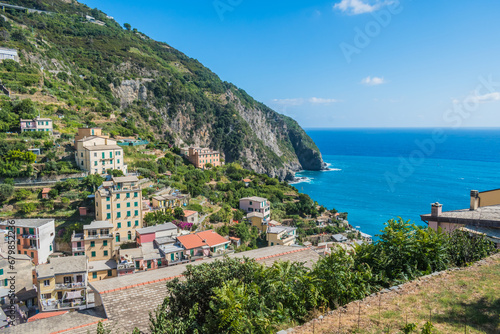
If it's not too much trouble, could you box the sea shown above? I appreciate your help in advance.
[293,128,500,238]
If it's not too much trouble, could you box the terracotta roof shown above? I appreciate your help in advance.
[229,237,240,241]
[176,233,207,250]
[197,230,229,247]
[242,179,252,183]
[28,311,68,322]
[183,209,197,217]
[41,188,50,194]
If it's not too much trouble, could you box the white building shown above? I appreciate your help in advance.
[0,47,18,62]
[239,197,270,219]
[75,136,127,175]
[0,219,55,265]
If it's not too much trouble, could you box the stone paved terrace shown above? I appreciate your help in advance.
[2,246,319,334]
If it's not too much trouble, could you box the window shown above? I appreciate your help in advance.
[127,211,131,217]
[106,213,111,219]
[116,194,120,199]
[107,270,112,277]
[104,250,108,256]
[109,152,113,158]
[249,201,253,205]
[134,192,138,197]
[91,251,96,257]
[90,241,95,247]
[94,152,97,157]
[135,220,139,226]
[16,228,19,234]
[31,252,34,258]
[103,240,107,246]
[116,233,120,242]
[102,152,105,159]
[92,272,97,279]
[126,192,130,198]
[134,202,138,207]
[106,204,110,210]
[117,159,120,164]
[134,210,138,216]
[117,212,121,218]
[0,269,3,275]
[117,222,121,228]
[44,280,50,286]
[127,202,130,208]
[106,197,110,202]
[49,245,52,251]
[128,231,132,240]
[127,221,131,227]
[80,152,83,158]
[94,161,97,166]
[117,203,121,209]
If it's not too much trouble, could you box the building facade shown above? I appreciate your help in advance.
[185,147,221,169]
[239,197,270,219]
[0,219,55,265]
[95,176,143,248]
[0,47,19,62]
[75,135,126,175]
[74,128,107,148]
[20,116,53,135]
[36,256,90,312]
[266,226,297,247]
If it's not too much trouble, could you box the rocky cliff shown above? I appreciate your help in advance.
[2,0,324,179]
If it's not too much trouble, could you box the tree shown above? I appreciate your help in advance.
[19,202,36,214]
[108,169,124,177]
[232,209,244,222]
[14,189,31,201]
[83,174,104,192]
[0,184,14,201]
[124,23,131,31]
[174,207,184,220]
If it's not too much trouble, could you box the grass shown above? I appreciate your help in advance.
[291,253,500,334]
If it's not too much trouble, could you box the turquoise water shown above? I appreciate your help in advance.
[294,129,500,238]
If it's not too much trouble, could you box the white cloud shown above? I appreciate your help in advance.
[361,76,386,85]
[473,92,500,103]
[334,0,392,15]
[308,97,339,104]
[271,97,339,106]
[270,98,304,106]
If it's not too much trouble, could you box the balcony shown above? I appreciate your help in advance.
[41,300,87,311]
[72,247,85,252]
[54,282,86,289]
[21,234,37,239]
[86,234,112,239]
[117,262,136,270]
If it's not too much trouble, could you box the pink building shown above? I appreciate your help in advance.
[135,222,178,246]
[239,196,270,219]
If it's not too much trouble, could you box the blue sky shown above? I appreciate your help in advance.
[81,0,500,128]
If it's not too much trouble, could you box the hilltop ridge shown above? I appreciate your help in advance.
[0,0,324,180]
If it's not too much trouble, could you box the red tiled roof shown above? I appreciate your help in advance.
[229,237,240,241]
[183,210,197,217]
[242,179,252,182]
[176,234,206,250]
[197,230,229,247]
[28,310,68,322]
[42,188,51,194]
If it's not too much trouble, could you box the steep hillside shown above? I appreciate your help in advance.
[0,0,324,180]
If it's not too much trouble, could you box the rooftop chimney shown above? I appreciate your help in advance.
[470,190,479,211]
[431,202,442,217]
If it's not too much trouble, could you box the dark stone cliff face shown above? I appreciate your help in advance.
[288,130,324,171]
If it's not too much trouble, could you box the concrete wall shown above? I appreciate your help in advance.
[38,221,55,264]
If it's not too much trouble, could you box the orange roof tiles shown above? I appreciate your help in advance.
[183,210,197,217]
[242,179,252,183]
[176,233,207,250]
[197,230,229,247]
[28,310,68,322]
[42,188,51,194]
[176,230,229,249]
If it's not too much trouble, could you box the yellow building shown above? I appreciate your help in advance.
[74,127,108,148]
[266,226,297,247]
[95,176,143,248]
[248,212,267,234]
[74,130,126,175]
[151,194,189,213]
[88,259,117,282]
[36,255,90,311]
[84,221,114,261]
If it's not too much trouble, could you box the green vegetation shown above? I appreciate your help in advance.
[0,1,323,175]
[149,218,497,334]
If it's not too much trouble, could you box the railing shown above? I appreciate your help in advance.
[117,262,136,270]
[86,234,112,239]
[54,282,86,289]
[41,300,87,311]
[72,247,85,252]
[21,234,37,239]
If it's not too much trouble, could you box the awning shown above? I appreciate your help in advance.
[66,291,83,299]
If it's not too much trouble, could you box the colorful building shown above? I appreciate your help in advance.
[266,225,297,247]
[20,116,53,135]
[75,135,126,175]
[0,219,55,265]
[95,176,143,248]
[185,147,221,169]
[36,256,90,312]
[135,223,178,245]
[239,197,270,219]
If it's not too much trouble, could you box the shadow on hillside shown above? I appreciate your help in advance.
[432,297,500,334]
